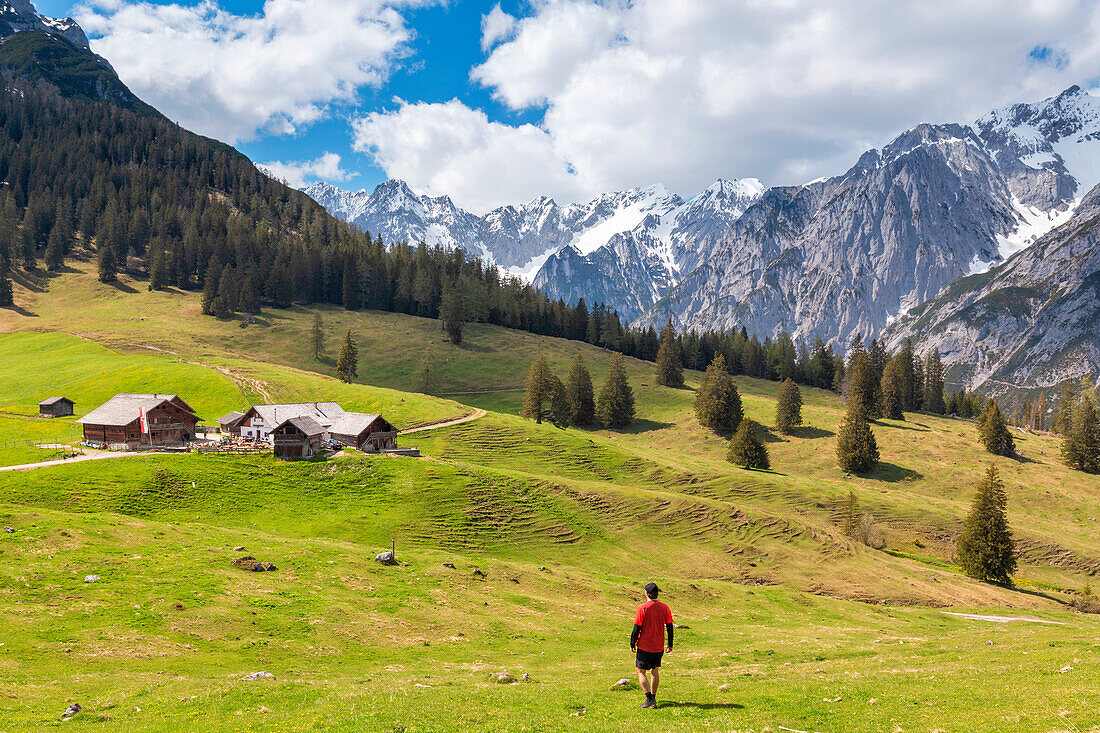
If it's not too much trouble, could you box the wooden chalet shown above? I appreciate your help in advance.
[328,413,398,452]
[229,402,399,453]
[271,416,324,459]
[216,411,245,434]
[77,394,199,449]
[38,396,74,418]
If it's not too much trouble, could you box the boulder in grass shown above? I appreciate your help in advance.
[374,551,397,566]
[84,575,100,583]
[609,678,638,691]
[492,672,516,684]
[61,702,82,718]
[243,671,275,681]
[232,556,277,572]
[3,527,13,533]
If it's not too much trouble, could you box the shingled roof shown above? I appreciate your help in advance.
[251,402,344,428]
[327,413,384,437]
[77,394,197,427]
[38,396,73,406]
[273,415,324,436]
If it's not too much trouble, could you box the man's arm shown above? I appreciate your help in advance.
[630,624,642,650]
[666,623,674,650]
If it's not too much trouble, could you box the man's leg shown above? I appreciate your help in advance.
[650,667,660,697]
[636,668,651,695]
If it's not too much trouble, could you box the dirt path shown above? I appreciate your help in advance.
[131,342,274,404]
[0,450,173,472]
[941,611,1066,625]
[400,408,487,435]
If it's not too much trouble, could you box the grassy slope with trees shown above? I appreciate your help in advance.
[0,266,1098,730]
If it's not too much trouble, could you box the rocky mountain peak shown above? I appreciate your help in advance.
[0,0,89,48]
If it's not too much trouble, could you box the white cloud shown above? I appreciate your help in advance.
[381,0,1100,206]
[258,152,350,188]
[75,0,434,143]
[480,4,517,52]
[351,99,588,213]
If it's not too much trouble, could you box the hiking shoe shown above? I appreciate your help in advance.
[641,696,656,709]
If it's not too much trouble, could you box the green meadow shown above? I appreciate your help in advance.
[0,265,1096,731]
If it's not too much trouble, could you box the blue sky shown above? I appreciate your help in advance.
[43,0,1100,213]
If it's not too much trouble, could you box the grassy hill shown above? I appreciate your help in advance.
[0,265,1098,731]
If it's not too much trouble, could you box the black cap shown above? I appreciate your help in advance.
[644,582,660,597]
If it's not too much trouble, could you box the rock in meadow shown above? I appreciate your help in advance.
[609,678,638,691]
[84,575,100,583]
[492,672,516,684]
[242,671,275,681]
[61,702,82,718]
[374,551,397,566]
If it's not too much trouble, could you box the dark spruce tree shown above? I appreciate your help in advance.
[521,354,557,424]
[956,464,1017,584]
[728,418,769,469]
[565,354,596,427]
[439,283,466,344]
[694,354,743,434]
[836,396,880,473]
[845,349,882,420]
[596,353,635,429]
[1062,396,1100,474]
[335,329,358,383]
[978,399,1015,457]
[922,351,947,414]
[95,242,117,283]
[655,319,684,387]
[880,359,905,421]
[775,378,803,435]
[548,375,572,428]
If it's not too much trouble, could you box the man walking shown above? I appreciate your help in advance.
[630,581,674,709]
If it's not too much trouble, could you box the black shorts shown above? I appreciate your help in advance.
[635,649,663,670]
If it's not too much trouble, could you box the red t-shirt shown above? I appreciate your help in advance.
[633,600,673,653]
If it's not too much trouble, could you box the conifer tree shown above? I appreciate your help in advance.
[728,418,770,469]
[846,351,882,420]
[596,353,635,429]
[96,242,117,283]
[978,399,1015,457]
[147,248,168,291]
[548,375,572,428]
[439,284,466,344]
[0,247,13,307]
[1053,382,1078,435]
[1061,396,1100,474]
[311,312,325,360]
[836,397,880,473]
[200,258,221,316]
[565,354,596,427]
[922,351,947,414]
[44,226,65,271]
[694,354,743,434]
[335,329,358,383]
[840,490,862,539]
[775,378,803,434]
[880,359,905,421]
[956,465,1017,584]
[521,354,557,424]
[655,319,684,387]
[239,276,260,314]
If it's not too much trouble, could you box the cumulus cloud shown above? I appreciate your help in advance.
[258,152,350,188]
[351,99,588,213]
[480,4,517,52]
[75,0,433,142]
[371,0,1100,207]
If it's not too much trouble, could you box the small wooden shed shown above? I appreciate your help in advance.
[38,397,74,418]
[271,416,324,459]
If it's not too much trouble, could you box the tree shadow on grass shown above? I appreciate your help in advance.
[791,425,835,439]
[2,303,36,317]
[874,420,931,432]
[106,279,138,294]
[869,461,922,483]
[658,701,745,710]
[618,418,674,435]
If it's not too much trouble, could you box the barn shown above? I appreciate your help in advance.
[328,413,398,452]
[216,411,244,435]
[236,403,344,442]
[38,397,74,418]
[271,416,324,459]
[77,394,200,449]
